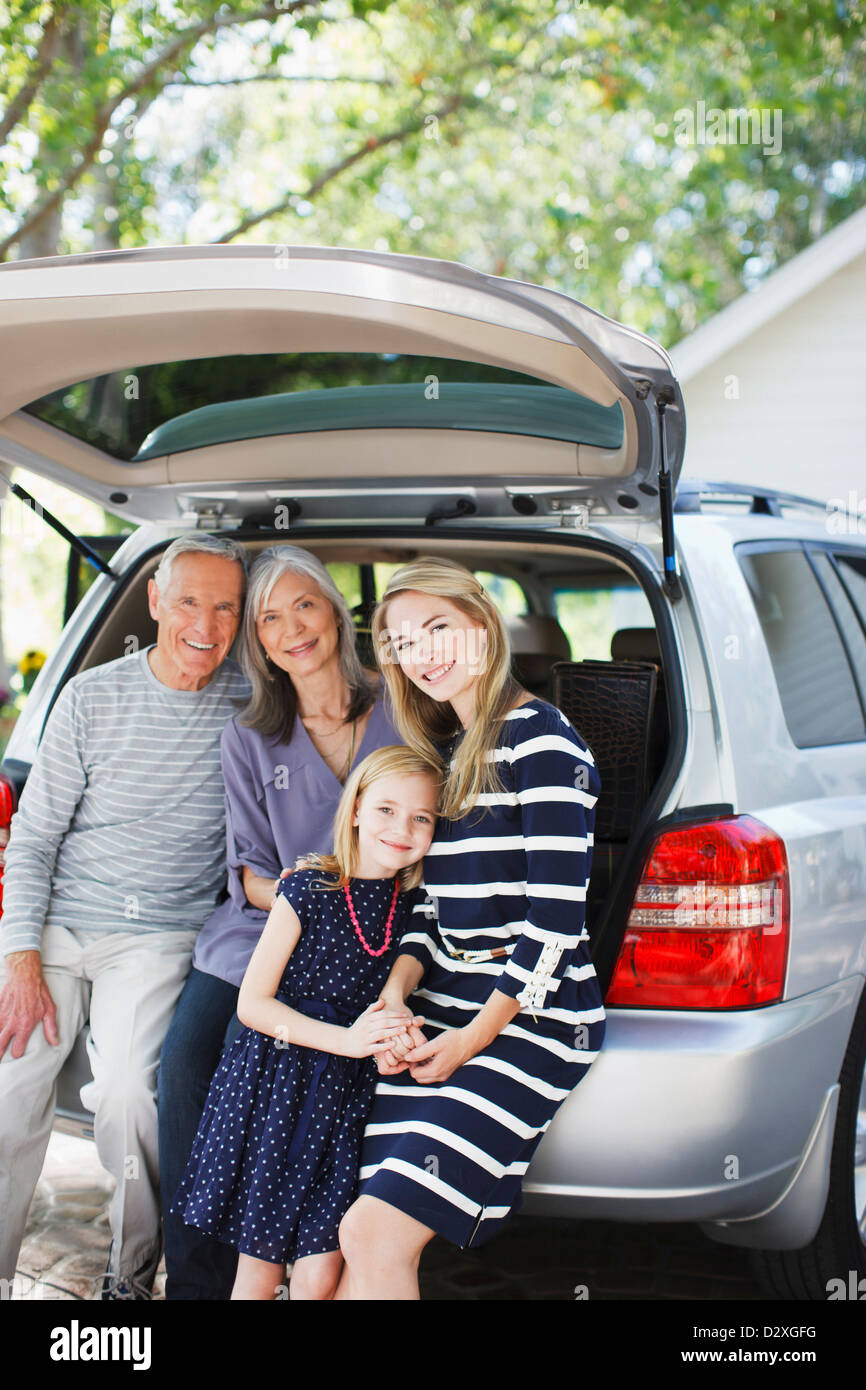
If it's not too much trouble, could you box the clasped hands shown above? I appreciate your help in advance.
[373,1000,474,1085]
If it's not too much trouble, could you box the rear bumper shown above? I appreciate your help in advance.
[523,975,862,1239]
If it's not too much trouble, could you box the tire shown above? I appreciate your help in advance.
[750,983,866,1300]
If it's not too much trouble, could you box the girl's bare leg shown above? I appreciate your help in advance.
[231,1252,287,1300]
[335,1194,435,1300]
[289,1249,343,1301]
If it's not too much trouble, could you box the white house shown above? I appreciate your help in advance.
[669,204,866,508]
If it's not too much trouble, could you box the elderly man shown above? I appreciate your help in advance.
[0,533,249,1300]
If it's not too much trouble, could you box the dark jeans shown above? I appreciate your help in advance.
[158,966,243,1300]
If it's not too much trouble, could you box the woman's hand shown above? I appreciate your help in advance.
[272,861,300,895]
[389,1024,427,1060]
[374,1022,427,1075]
[243,866,288,911]
[374,1052,409,1076]
[343,999,416,1059]
[405,1027,476,1084]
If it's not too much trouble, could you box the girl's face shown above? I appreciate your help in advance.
[352,771,438,878]
[256,570,341,680]
[381,589,488,727]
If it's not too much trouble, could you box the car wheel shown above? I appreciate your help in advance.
[750,985,866,1300]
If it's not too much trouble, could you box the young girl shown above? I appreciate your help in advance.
[171,744,440,1300]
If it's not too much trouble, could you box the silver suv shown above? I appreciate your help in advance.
[1,245,864,1301]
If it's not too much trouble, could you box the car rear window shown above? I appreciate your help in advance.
[738,546,866,747]
[22,353,624,462]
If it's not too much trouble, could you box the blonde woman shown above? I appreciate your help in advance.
[336,558,606,1300]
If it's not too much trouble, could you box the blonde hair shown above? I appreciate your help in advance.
[371,558,523,820]
[303,744,442,891]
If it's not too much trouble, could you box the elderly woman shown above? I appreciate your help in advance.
[158,545,399,1300]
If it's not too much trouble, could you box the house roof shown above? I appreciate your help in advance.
[670,203,866,382]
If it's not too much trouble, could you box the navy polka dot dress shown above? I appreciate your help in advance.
[172,869,421,1264]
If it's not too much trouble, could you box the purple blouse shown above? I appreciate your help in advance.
[191,686,401,987]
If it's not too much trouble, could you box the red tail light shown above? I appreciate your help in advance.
[606,814,789,1009]
[0,773,18,917]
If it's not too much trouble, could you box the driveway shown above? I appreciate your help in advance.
[13,1132,765,1300]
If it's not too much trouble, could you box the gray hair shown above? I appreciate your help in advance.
[153,534,249,594]
[239,544,373,742]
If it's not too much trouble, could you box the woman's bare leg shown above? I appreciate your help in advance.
[289,1250,343,1301]
[231,1252,286,1300]
[335,1194,435,1300]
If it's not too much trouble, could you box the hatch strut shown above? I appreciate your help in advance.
[6,478,117,580]
[655,388,681,601]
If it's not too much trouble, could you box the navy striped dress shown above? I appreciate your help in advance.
[357,697,605,1248]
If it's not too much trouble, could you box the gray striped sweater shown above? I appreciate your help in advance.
[1,647,250,956]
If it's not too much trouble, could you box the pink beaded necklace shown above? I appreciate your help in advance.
[343,877,400,957]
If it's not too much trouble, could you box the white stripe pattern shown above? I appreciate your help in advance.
[1,648,250,954]
[358,698,605,1250]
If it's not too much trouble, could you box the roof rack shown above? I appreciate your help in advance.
[674,479,830,516]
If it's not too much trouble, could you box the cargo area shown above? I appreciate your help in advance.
[9,525,682,1133]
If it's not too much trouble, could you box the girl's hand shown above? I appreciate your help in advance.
[344,999,416,1059]
[405,1027,476,1084]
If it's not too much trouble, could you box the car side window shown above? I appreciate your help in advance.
[808,550,866,703]
[832,551,866,632]
[737,546,866,747]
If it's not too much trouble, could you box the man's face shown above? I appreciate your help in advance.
[147,552,245,690]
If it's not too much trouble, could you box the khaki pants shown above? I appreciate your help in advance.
[0,923,197,1287]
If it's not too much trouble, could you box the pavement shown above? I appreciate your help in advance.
[11,1131,766,1301]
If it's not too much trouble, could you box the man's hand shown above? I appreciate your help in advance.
[0,951,58,1060]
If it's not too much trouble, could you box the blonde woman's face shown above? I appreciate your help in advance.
[256,570,340,679]
[352,771,439,877]
[381,589,488,717]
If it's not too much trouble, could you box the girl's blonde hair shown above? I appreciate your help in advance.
[371,557,523,820]
[303,744,443,891]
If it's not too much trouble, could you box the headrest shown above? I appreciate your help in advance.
[611,627,660,665]
[506,615,572,661]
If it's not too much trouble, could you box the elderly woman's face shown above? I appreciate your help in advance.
[256,570,341,679]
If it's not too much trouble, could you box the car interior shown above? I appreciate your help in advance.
[51,530,671,1135]
[68,532,670,931]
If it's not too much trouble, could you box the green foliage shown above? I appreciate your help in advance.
[0,0,863,351]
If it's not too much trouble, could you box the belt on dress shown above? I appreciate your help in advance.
[441,942,511,963]
[280,995,356,1166]
[435,940,540,1021]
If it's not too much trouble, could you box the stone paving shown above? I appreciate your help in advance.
[10,1131,766,1301]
